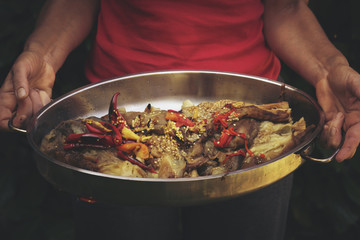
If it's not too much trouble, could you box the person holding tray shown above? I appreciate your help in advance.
[0,0,359,239]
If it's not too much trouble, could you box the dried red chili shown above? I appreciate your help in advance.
[213,104,237,130]
[165,110,195,127]
[213,127,246,148]
[223,150,246,164]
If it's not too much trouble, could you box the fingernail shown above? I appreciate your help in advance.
[17,88,26,98]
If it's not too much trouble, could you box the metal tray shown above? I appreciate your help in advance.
[21,70,324,206]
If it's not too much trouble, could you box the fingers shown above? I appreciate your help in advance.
[0,54,32,130]
[39,90,51,108]
[320,112,344,149]
[347,68,360,99]
[10,89,51,129]
[316,66,360,162]
[0,107,13,131]
[0,77,17,131]
[7,66,33,128]
[30,89,51,113]
[12,96,33,128]
[320,112,360,162]
[336,123,360,162]
[12,60,30,100]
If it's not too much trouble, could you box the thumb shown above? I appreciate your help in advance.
[320,112,344,149]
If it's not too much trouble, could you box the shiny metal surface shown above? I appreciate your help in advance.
[25,70,324,206]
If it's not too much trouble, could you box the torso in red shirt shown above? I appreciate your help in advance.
[85,0,280,82]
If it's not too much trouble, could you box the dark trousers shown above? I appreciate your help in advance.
[74,173,293,240]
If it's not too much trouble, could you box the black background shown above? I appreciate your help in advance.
[0,1,359,239]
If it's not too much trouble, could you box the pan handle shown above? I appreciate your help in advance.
[8,112,27,133]
[300,133,344,163]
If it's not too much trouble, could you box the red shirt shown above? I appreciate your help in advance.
[85,0,280,82]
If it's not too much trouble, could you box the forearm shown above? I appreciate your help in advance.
[25,0,99,72]
[263,0,348,86]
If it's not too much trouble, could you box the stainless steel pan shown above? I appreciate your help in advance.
[10,70,329,206]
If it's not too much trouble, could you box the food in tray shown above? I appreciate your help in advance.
[40,92,312,178]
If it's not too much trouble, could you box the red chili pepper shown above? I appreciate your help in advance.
[213,127,246,148]
[227,127,246,139]
[64,143,110,150]
[213,128,233,148]
[165,110,194,127]
[108,92,128,128]
[213,109,236,130]
[65,133,104,143]
[85,123,104,134]
[102,122,123,146]
[65,133,115,147]
[244,139,254,157]
[223,150,246,164]
[85,119,112,134]
[117,151,157,174]
[226,128,253,156]
[213,113,228,129]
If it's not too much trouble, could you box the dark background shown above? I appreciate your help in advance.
[1,1,360,239]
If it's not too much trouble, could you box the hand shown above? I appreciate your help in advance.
[316,64,360,162]
[0,51,55,131]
